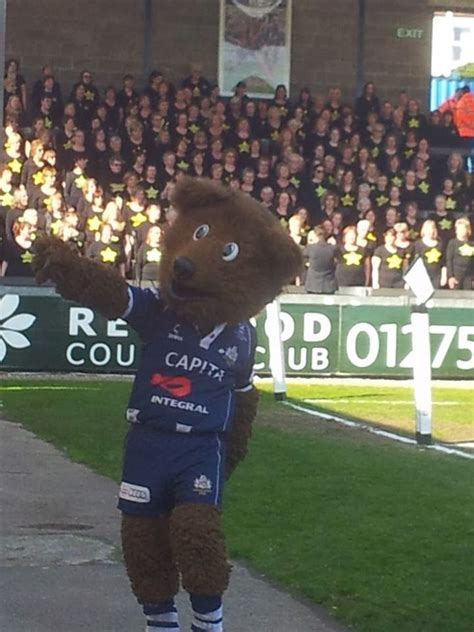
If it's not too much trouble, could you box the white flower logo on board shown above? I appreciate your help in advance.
[0,295,36,362]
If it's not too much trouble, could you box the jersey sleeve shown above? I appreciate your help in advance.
[235,323,257,393]
[122,285,164,340]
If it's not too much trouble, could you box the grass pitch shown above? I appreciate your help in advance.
[1,378,473,632]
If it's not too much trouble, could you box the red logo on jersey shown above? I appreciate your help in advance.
[150,373,192,398]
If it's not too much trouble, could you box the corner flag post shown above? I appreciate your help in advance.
[266,297,287,401]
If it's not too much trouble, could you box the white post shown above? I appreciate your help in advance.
[410,307,432,445]
[265,297,287,400]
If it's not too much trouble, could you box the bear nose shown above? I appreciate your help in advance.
[173,256,196,280]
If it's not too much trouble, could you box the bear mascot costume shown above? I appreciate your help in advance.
[33,177,302,632]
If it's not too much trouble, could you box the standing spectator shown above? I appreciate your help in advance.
[355,82,380,124]
[372,228,407,289]
[71,70,99,109]
[414,219,446,288]
[303,225,337,294]
[3,59,27,112]
[336,225,369,287]
[446,217,474,290]
[136,225,162,283]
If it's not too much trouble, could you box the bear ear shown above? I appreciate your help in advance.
[171,176,232,214]
[265,222,304,287]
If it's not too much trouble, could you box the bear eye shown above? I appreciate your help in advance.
[222,242,239,261]
[193,224,210,240]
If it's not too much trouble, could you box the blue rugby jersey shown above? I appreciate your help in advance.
[122,286,256,433]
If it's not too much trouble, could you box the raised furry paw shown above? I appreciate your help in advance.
[32,236,78,286]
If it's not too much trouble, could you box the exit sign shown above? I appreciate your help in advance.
[396,27,424,39]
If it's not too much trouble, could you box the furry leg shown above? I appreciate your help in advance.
[121,513,179,604]
[169,503,231,596]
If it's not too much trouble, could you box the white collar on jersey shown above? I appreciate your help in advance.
[199,323,227,349]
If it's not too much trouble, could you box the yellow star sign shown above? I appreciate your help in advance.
[21,250,33,264]
[238,140,250,154]
[51,219,62,235]
[341,193,355,206]
[45,117,52,129]
[439,217,453,231]
[75,175,87,189]
[290,176,301,188]
[271,130,279,141]
[100,247,118,263]
[0,191,14,207]
[386,253,403,269]
[376,194,389,207]
[32,171,44,186]
[404,148,414,159]
[145,186,159,199]
[408,117,420,128]
[418,181,430,194]
[8,158,22,173]
[445,197,456,210]
[130,212,147,228]
[87,215,102,232]
[343,251,363,266]
[459,243,474,257]
[177,160,190,171]
[391,176,403,187]
[315,184,327,198]
[146,248,161,263]
[85,89,95,101]
[425,248,442,264]
[189,123,200,135]
[371,146,380,158]
[110,183,125,194]
[63,139,73,150]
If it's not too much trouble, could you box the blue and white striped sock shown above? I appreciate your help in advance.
[190,595,223,632]
[143,600,180,631]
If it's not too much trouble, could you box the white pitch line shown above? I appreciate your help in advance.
[284,401,474,460]
[303,398,458,406]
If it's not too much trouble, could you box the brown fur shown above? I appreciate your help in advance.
[225,387,259,479]
[160,177,303,333]
[121,514,179,603]
[32,236,129,319]
[169,503,231,595]
[33,178,303,603]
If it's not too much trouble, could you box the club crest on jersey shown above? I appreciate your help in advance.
[218,345,238,367]
[193,475,212,496]
[168,324,183,342]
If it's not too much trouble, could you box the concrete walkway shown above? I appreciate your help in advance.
[0,419,348,632]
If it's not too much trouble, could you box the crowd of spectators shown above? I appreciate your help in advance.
[1,59,473,290]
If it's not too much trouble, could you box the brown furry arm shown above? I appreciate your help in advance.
[225,387,259,480]
[32,236,129,320]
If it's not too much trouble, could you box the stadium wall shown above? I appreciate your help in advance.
[5,0,473,107]
[1,288,472,378]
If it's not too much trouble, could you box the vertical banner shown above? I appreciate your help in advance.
[219,0,292,98]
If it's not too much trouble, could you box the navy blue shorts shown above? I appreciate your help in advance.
[118,427,226,516]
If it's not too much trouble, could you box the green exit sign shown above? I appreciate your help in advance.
[397,27,424,39]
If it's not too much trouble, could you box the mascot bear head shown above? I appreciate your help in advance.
[159,177,302,331]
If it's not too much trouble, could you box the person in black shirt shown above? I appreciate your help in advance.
[372,228,407,289]
[70,70,99,109]
[336,225,369,287]
[355,82,380,125]
[88,222,125,276]
[414,219,446,288]
[1,217,35,277]
[303,225,337,294]
[136,224,162,283]
[182,64,210,99]
[446,217,474,290]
